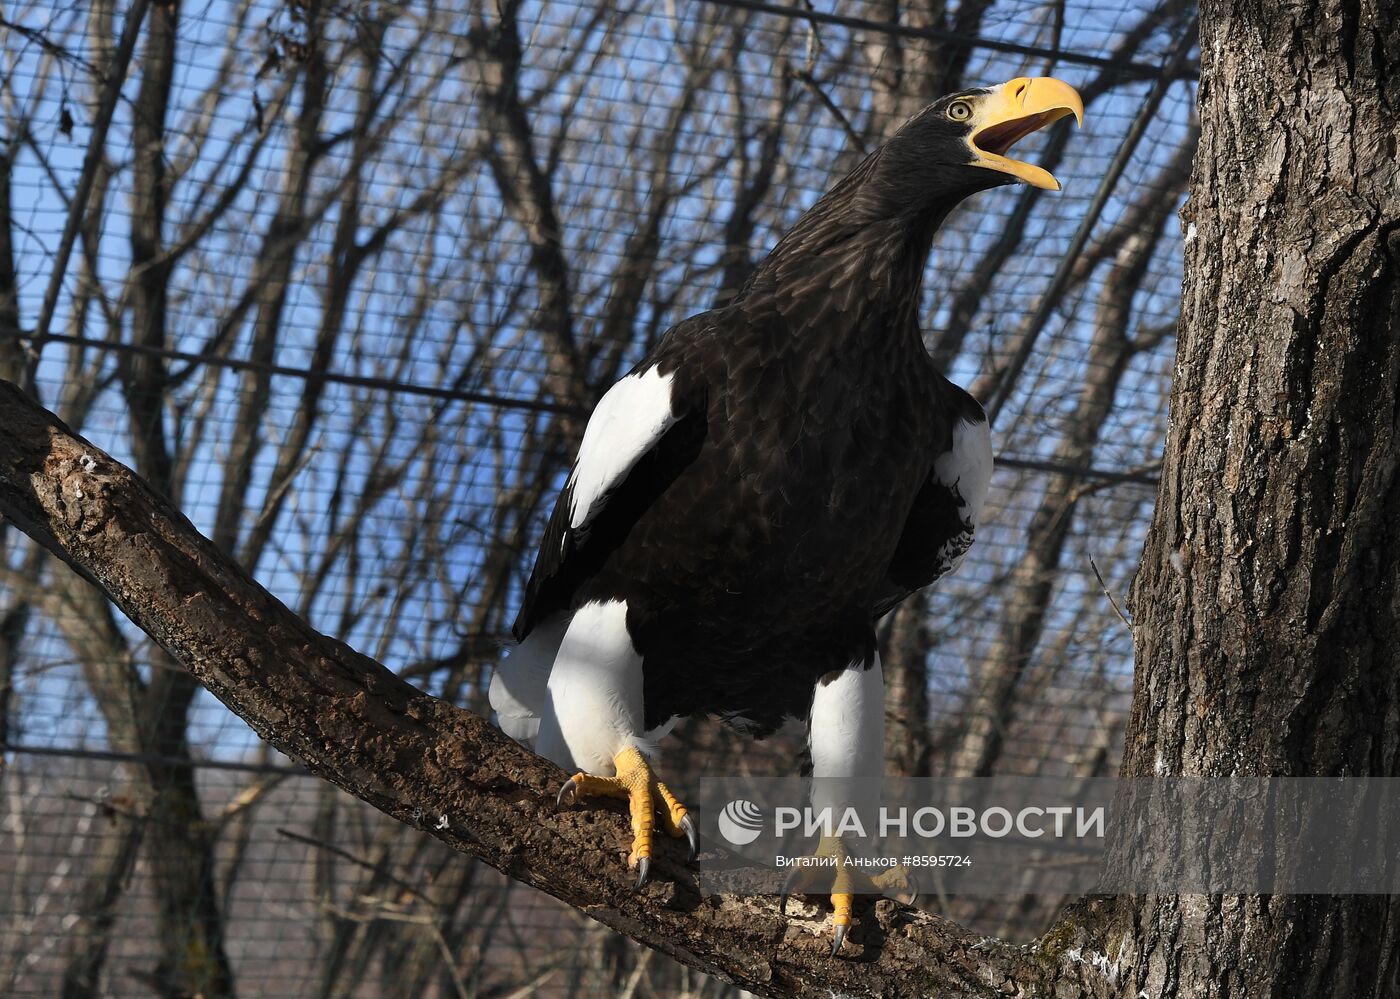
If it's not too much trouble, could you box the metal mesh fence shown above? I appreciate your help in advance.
[1,0,1197,994]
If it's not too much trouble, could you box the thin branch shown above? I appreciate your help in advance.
[31,0,151,345]
[790,68,867,156]
[276,827,436,905]
[1088,555,1133,631]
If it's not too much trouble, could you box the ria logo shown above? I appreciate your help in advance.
[717,799,765,845]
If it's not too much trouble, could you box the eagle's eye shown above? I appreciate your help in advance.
[947,100,973,122]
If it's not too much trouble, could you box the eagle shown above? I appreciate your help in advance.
[490,77,1083,951]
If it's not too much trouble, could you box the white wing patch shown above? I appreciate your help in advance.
[930,415,993,575]
[933,415,993,527]
[567,365,677,532]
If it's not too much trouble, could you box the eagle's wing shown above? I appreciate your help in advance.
[512,324,710,642]
[873,413,992,620]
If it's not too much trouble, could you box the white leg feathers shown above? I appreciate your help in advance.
[808,655,885,819]
[489,614,568,744]
[534,600,648,774]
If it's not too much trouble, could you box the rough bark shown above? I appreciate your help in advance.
[1115,0,1400,995]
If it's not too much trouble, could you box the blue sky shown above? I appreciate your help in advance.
[2,0,1195,765]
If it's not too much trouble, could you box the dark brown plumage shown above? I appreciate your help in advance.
[512,88,1010,735]
[491,79,1081,949]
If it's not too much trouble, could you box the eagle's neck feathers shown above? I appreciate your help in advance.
[740,154,961,346]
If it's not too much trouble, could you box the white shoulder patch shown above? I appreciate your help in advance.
[933,416,993,528]
[567,365,677,531]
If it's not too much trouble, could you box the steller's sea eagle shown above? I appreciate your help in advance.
[490,76,1083,952]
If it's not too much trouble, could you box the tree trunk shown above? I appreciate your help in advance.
[1113,0,1400,993]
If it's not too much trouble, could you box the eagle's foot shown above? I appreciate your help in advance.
[871,862,920,906]
[778,835,858,955]
[555,746,698,887]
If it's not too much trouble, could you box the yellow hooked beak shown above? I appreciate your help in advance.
[966,77,1084,191]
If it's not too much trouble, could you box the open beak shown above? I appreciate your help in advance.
[968,77,1084,191]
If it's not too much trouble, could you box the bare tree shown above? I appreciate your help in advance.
[6,0,1398,994]
[14,0,1366,995]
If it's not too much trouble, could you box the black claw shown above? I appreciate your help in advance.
[830,923,848,956]
[635,856,651,888]
[680,814,699,861]
[906,870,921,908]
[555,779,576,809]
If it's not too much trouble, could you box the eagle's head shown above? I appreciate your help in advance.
[880,76,1085,197]
[747,77,1085,301]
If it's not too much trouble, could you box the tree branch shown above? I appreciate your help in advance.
[0,377,1077,997]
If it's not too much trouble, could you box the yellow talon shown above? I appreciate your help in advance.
[654,779,690,838]
[615,747,656,871]
[831,892,853,954]
[870,862,919,903]
[556,746,698,887]
[778,834,869,954]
